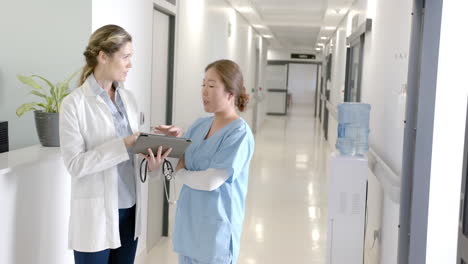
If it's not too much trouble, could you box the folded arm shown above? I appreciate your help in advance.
[175,168,230,191]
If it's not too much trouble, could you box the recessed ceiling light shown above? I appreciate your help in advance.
[320,37,328,40]
[317,43,324,47]
[236,6,254,13]
[323,26,335,30]
[253,24,265,28]
[315,48,321,51]
[263,35,273,38]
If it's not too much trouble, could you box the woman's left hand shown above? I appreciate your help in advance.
[153,125,183,137]
[139,146,172,172]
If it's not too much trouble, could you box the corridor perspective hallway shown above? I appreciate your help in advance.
[137,102,331,264]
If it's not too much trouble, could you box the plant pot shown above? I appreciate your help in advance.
[34,110,60,147]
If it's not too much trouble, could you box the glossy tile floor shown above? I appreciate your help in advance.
[136,103,331,264]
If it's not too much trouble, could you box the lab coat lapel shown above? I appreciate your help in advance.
[82,83,116,132]
[119,89,139,133]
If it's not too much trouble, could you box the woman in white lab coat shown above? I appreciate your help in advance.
[59,24,172,264]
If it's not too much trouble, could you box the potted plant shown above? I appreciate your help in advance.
[16,71,78,147]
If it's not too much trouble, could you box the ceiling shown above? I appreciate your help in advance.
[227,0,354,52]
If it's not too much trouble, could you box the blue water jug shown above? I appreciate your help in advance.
[336,103,371,156]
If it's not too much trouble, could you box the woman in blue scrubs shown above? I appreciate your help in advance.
[172,59,254,263]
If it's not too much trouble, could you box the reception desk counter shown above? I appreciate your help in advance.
[0,145,73,264]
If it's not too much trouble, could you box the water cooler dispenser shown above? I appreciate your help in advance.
[327,103,370,264]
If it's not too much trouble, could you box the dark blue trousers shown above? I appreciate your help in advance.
[74,205,138,264]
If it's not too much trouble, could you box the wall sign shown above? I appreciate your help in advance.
[291,53,316,59]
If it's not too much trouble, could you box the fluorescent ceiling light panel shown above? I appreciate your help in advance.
[236,6,254,13]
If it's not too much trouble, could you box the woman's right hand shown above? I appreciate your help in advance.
[124,132,140,148]
[153,125,183,137]
[139,146,172,172]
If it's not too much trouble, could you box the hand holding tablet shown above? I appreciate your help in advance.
[130,132,191,158]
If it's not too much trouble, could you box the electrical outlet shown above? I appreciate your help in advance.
[139,112,145,126]
[369,229,381,249]
[373,229,380,242]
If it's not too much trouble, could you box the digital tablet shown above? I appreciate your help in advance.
[130,133,191,158]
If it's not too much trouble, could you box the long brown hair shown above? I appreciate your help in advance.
[79,24,132,85]
[205,59,249,112]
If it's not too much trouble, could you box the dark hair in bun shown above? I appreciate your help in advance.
[205,59,249,112]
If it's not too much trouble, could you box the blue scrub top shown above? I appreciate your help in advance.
[173,117,254,264]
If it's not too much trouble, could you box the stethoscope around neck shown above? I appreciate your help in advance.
[139,158,177,204]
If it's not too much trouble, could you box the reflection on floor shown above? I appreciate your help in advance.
[136,103,330,264]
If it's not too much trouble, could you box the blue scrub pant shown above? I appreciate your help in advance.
[74,205,138,264]
[178,255,232,264]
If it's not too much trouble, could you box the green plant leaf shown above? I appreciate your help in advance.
[32,75,54,91]
[37,103,48,109]
[57,91,70,111]
[59,91,70,101]
[50,85,57,101]
[55,70,78,112]
[46,97,54,112]
[56,82,63,99]
[16,70,78,115]
[17,75,42,89]
[16,102,38,117]
[30,90,47,99]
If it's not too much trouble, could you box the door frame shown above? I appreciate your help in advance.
[344,19,371,102]
[397,0,443,263]
[457,98,468,262]
[152,4,176,238]
[252,47,260,133]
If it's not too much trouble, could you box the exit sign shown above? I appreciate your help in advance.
[291,53,316,59]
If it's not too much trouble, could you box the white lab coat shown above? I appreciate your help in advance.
[59,80,142,252]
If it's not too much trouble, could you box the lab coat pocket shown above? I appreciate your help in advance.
[198,217,231,260]
[70,197,106,249]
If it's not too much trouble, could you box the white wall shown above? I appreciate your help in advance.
[361,1,412,263]
[425,1,468,262]
[172,0,267,131]
[0,0,91,150]
[320,0,413,263]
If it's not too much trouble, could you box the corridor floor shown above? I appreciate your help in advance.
[136,103,331,264]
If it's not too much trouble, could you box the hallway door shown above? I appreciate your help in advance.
[457,100,468,263]
[266,63,288,115]
[251,48,260,134]
[344,36,364,102]
[287,63,317,106]
[147,7,175,252]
